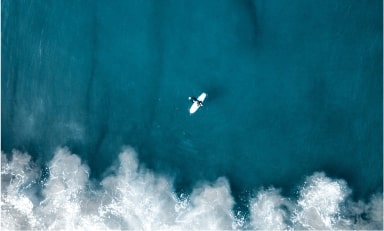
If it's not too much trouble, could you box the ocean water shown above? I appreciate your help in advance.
[1,0,383,230]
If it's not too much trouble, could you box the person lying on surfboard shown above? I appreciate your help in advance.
[189,92,206,114]
[188,96,203,107]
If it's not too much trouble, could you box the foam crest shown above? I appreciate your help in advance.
[248,173,383,230]
[98,147,178,229]
[1,147,240,230]
[99,147,238,230]
[249,188,293,230]
[1,148,382,230]
[293,172,350,229]
[37,148,96,230]
[176,177,237,229]
[1,151,40,230]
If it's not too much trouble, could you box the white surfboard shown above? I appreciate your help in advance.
[189,92,207,114]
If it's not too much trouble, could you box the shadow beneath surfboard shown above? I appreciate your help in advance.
[201,82,227,103]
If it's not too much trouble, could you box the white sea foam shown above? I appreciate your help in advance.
[249,187,293,230]
[1,147,382,230]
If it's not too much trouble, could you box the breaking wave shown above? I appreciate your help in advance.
[1,147,382,230]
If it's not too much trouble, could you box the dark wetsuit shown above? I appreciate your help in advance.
[189,97,203,106]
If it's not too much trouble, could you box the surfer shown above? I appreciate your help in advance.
[188,96,203,107]
[189,92,206,114]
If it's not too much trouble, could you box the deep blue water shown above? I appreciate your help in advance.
[1,0,383,229]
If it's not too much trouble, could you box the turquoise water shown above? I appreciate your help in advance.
[2,0,383,229]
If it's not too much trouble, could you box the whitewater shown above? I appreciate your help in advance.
[1,147,382,230]
[2,0,383,230]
